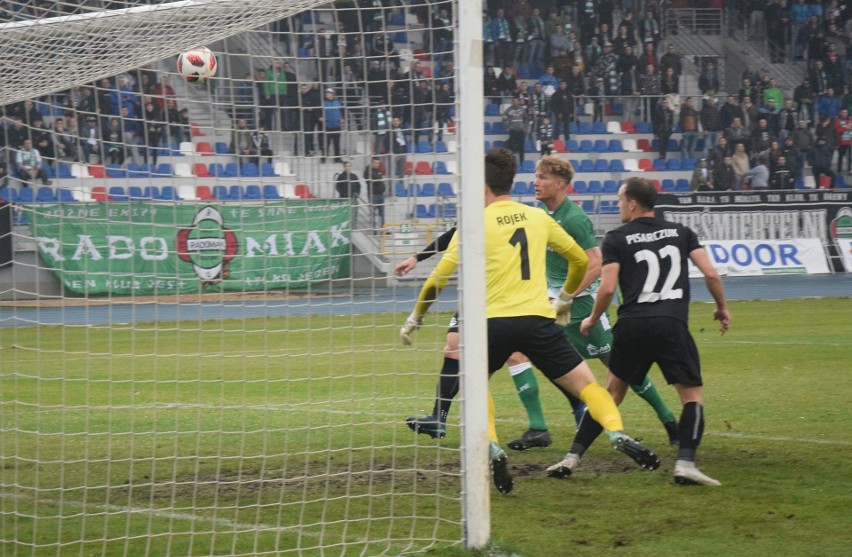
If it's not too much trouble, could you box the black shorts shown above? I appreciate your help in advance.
[608,317,702,387]
[447,312,459,334]
[487,316,584,381]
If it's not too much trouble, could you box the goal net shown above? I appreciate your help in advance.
[0,0,488,554]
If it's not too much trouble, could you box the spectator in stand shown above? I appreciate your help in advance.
[639,9,661,51]
[119,105,143,165]
[299,82,322,157]
[484,65,501,104]
[762,79,783,109]
[539,65,559,98]
[639,64,661,122]
[586,77,606,123]
[5,117,29,150]
[432,7,453,63]
[720,95,745,130]
[320,88,343,162]
[364,156,386,231]
[794,78,816,125]
[731,143,751,188]
[550,47,573,82]
[617,9,637,43]
[529,82,549,131]
[679,97,700,161]
[750,117,776,160]
[0,163,7,190]
[491,8,513,69]
[725,117,750,155]
[526,8,546,70]
[30,118,54,163]
[102,117,125,165]
[412,80,435,143]
[834,107,852,173]
[742,156,769,190]
[811,60,830,98]
[782,135,804,181]
[538,115,555,156]
[707,135,730,171]
[789,0,811,61]
[550,80,574,141]
[619,45,641,122]
[51,117,78,163]
[659,44,682,80]
[690,159,713,191]
[435,82,454,141]
[612,24,637,57]
[640,41,657,74]
[765,140,784,172]
[142,98,166,167]
[496,66,517,101]
[776,99,801,143]
[770,155,795,189]
[815,114,837,148]
[251,126,273,167]
[808,137,836,188]
[741,96,758,131]
[577,0,597,43]
[700,96,723,158]
[80,115,102,163]
[584,37,603,70]
[390,116,407,180]
[765,0,790,63]
[568,40,587,75]
[229,118,253,159]
[739,78,758,104]
[818,87,841,120]
[652,97,674,160]
[713,156,737,191]
[823,43,845,92]
[150,75,175,111]
[511,14,530,69]
[15,138,52,186]
[96,78,116,117]
[503,97,529,164]
[335,160,360,199]
[483,11,497,67]
[698,61,720,97]
[660,67,679,96]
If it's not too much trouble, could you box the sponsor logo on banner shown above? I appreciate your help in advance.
[176,206,239,287]
[689,239,830,276]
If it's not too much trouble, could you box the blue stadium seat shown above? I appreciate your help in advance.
[520,160,536,173]
[108,186,127,201]
[666,159,682,170]
[437,182,456,197]
[432,161,450,174]
[14,187,35,203]
[241,162,260,177]
[484,122,492,135]
[416,140,433,153]
[228,185,245,200]
[578,159,595,173]
[573,180,588,193]
[160,186,181,200]
[394,182,410,197]
[566,139,579,152]
[417,182,436,196]
[435,140,448,153]
[142,186,159,200]
[262,185,281,199]
[437,203,457,220]
[128,186,146,200]
[652,159,667,171]
[58,189,76,202]
[491,122,507,135]
[580,200,595,213]
[209,163,226,177]
[524,138,537,153]
[577,140,594,152]
[661,179,676,192]
[594,159,609,172]
[608,139,624,152]
[675,179,691,192]
[212,185,230,200]
[36,187,57,202]
[634,121,652,134]
[485,104,500,116]
[223,163,239,177]
[244,185,262,199]
[512,181,529,195]
[681,158,697,170]
[568,122,580,135]
[484,141,491,152]
[592,121,607,134]
[56,164,73,179]
[492,140,505,148]
[43,164,56,179]
[105,164,126,178]
[600,200,619,213]
[215,142,229,155]
[578,122,593,134]
[126,163,150,178]
[609,159,625,172]
[261,162,277,177]
[587,180,603,193]
[602,180,619,193]
[415,203,435,219]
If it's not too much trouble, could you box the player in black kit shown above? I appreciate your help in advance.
[547,177,731,486]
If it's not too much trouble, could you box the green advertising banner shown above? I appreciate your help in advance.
[22,201,352,295]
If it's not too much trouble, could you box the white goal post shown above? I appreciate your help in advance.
[0,0,491,555]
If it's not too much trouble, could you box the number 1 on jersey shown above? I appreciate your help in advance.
[509,228,530,280]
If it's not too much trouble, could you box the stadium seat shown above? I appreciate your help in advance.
[578,159,595,173]
[128,186,146,200]
[675,179,691,192]
[594,159,609,172]
[524,138,537,153]
[405,161,414,175]
[599,200,619,213]
[195,185,215,200]
[437,203,457,220]
[603,180,619,193]
[432,161,450,174]
[587,180,602,193]
[666,159,682,170]
[520,160,535,173]
[56,163,73,179]
[177,185,196,201]
[638,158,654,171]
[262,185,281,199]
[208,163,226,177]
[105,164,126,178]
[159,186,180,200]
[609,159,625,172]
[108,186,127,201]
[608,139,624,152]
[241,162,260,177]
[553,139,566,152]
[244,185,262,200]
[174,162,193,177]
[414,161,433,175]
[212,185,230,200]
[154,163,172,176]
[90,186,108,202]
[417,182,436,197]
[294,184,316,198]
[195,141,214,155]
[484,122,492,135]
[566,139,579,152]
[637,139,653,152]
[260,162,277,177]
[512,181,529,195]
[36,187,57,203]
[58,188,77,202]
[592,121,607,134]
[435,140,448,153]
[681,158,697,170]
[818,176,832,189]
[214,142,229,155]
[580,200,595,213]
[193,163,212,177]
[484,104,500,116]
[623,158,640,172]
[573,180,588,193]
[650,179,662,192]
[568,122,580,135]
[652,159,667,171]
[394,182,410,197]
[228,185,245,200]
[179,141,195,155]
[621,121,637,134]
[273,161,296,176]
[14,187,34,203]
[836,175,848,188]
[223,162,239,177]
[578,122,593,134]
[437,182,456,197]
[577,140,594,152]
[415,140,433,153]
[634,121,652,134]
[415,203,435,219]
[70,163,90,178]
[607,121,624,134]
[661,179,676,192]
[491,122,507,135]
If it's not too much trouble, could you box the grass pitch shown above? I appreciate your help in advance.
[1,297,850,556]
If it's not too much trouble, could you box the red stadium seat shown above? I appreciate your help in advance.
[196,185,215,200]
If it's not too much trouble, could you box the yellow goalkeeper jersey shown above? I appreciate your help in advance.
[415,199,588,319]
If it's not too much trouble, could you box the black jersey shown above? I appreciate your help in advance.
[601,217,700,324]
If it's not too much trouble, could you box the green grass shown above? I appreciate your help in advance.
[1,298,850,556]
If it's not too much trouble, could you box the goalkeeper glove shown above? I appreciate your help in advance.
[552,288,574,327]
[400,312,423,345]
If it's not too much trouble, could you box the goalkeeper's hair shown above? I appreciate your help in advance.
[623,177,658,210]
[536,155,574,185]
[485,147,516,195]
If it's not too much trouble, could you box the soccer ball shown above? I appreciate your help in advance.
[177,47,217,83]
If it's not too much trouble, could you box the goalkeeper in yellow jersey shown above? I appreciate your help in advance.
[400,148,660,493]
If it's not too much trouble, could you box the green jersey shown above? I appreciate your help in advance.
[544,197,599,297]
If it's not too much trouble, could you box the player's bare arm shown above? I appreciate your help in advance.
[394,256,418,277]
[580,261,619,335]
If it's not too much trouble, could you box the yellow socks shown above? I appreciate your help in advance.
[578,382,624,432]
